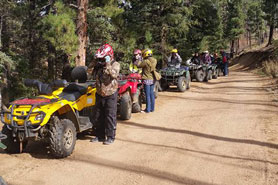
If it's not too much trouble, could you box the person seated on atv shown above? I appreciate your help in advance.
[191,53,200,65]
[213,53,221,64]
[203,51,212,65]
[167,49,182,68]
[129,49,142,73]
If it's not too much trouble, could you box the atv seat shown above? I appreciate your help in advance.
[59,83,88,101]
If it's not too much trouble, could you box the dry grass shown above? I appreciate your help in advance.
[263,60,278,78]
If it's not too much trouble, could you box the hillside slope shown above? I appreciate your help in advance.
[230,45,278,71]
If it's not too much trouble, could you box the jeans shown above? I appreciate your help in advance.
[93,92,118,139]
[144,84,155,112]
[223,62,228,76]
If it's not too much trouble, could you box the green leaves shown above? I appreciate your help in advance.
[40,1,78,58]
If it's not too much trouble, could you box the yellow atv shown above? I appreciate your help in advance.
[1,67,96,158]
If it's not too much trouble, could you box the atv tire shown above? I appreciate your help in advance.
[213,69,218,79]
[186,74,191,90]
[49,117,77,158]
[160,79,169,91]
[196,69,205,82]
[204,70,212,82]
[177,76,187,92]
[1,125,28,154]
[132,90,142,113]
[154,81,159,99]
[119,92,132,120]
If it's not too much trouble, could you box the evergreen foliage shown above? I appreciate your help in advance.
[0,0,275,100]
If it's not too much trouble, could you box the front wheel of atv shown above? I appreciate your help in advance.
[119,92,132,120]
[160,79,169,91]
[213,69,218,79]
[177,76,187,92]
[1,125,28,153]
[204,70,212,82]
[132,90,142,113]
[49,117,77,158]
[196,70,205,82]
[186,74,191,90]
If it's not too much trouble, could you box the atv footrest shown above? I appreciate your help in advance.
[78,116,92,132]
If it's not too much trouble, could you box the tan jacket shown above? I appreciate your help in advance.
[91,61,120,97]
[137,57,157,80]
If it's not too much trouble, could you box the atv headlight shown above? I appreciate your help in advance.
[35,113,44,121]
[175,72,180,75]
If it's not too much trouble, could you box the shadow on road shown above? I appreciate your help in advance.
[117,138,278,166]
[161,94,277,108]
[68,153,218,185]
[120,121,278,150]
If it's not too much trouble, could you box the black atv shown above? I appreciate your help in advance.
[188,63,207,82]
[160,65,190,92]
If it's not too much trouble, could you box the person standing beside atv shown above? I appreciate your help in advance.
[129,49,142,73]
[168,49,182,68]
[90,44,120,145]
[221,50,229,76]
[136,49,157,113]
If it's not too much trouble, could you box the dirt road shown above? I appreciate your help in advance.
[1,70,278,185]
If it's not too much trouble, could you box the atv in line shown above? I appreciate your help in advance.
[187,59,218,82]
[1,67,96,158]
[117,73,159,120]
[117,73,143,120]
[160,65,190,92]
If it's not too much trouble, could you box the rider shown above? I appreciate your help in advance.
[191,53,200,65]
[129,49,142,73]
[136,49,157,113]
[167,49,182,68]
[90,43,120,145]
[203,51,212,65]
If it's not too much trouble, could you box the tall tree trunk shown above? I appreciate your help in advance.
[28,0,36,70]
[48,43,55,81]
[249,32,252,48]
[160,24,167,68]
[76,0,88,66]
[267,23,274,46]
[0,16,3,49]
[230,40,234,58]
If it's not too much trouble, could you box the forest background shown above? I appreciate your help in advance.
[0,0,277,103]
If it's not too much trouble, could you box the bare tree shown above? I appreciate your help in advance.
[76,0,88,66]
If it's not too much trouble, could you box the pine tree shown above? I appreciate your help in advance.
[224,0,244,55]
[262,0,278,46]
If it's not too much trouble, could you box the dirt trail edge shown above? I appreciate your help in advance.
[1,70,278,185]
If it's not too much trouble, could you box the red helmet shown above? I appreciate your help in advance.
[95,44,114,61]
[133,49,142,55]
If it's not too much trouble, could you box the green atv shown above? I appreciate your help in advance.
[160,66,190,92]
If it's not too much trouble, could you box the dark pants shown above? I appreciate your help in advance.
[144,84,155,112]
[223,62,228,76]
[94,92,117,139]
